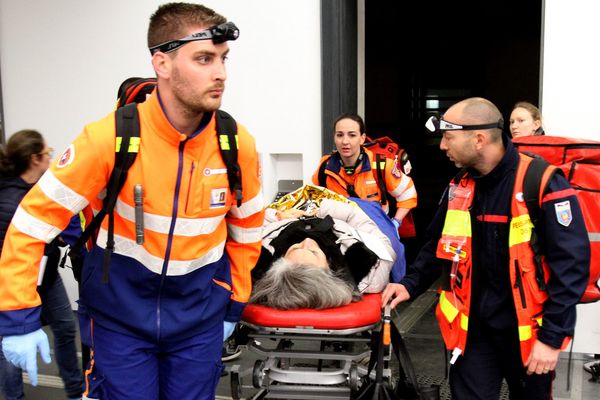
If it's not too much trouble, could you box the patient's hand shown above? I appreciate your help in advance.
[381,283,410,309]
[278,208,317,220]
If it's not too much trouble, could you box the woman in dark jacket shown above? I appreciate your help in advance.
[0,130,83,400]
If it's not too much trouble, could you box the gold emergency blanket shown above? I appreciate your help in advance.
[268,184,355,213]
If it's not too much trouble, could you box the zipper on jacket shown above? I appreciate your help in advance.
[184,162,196,213]
[156,139,189,341]
[513,260,527,309]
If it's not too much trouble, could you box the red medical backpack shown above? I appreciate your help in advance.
[513,135,600,303]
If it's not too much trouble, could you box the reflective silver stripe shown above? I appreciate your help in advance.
[390,174,414,201]
[227,224,263,243]
[589,232,600,242]
[11,206,61,243]
[37,171,89,213]
[228,191,264,219]
[96,229,226,276]
[114,199,224,236]
[390,176,417,202]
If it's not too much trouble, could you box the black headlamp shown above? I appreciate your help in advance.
[425,115,504,133]
[149,21,239,55]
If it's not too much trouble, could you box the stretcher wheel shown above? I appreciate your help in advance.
[349,363,360,392]
[230,371,242,400]
[252,359,266,388]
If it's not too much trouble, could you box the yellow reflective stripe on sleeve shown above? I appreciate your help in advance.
[439,291,459,323]
[509,214,533,246]
[218,134,239,151]
[115,137,141,153]
[519,324,532,341]
[378,161,385,170]
[442,210,472,237]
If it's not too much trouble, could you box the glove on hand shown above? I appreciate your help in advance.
[2,328,51,386]
[223,321,237,342]
[391,218,401,238]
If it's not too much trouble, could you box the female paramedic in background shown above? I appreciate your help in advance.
[311,113,417,231]
[0,130,84,400]
[510,101,545,138]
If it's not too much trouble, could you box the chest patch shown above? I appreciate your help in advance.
[210,188,228,208]
[554,200,572,227]
[204,167,227,176]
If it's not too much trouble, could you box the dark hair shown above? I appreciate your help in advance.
[147,2,226,49]
[333,113,365,135]
[0,129,45,177]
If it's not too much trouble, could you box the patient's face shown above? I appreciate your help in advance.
[284,238,328,268]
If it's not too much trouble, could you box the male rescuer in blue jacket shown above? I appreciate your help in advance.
[382,97,590,399]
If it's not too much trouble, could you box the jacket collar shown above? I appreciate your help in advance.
[139,89,216,148]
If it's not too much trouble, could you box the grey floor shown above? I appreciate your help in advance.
[18,290,600,399]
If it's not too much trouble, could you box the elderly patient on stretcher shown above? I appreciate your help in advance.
[249,185,398,310]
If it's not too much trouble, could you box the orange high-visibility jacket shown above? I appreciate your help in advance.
[0,91,264,340]
[311,147,417,212]
[435,154,570,365]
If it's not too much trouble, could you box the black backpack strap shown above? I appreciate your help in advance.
[215,110,242,207]
[390,319,422,399]
[374,153,388,206]
[68,103,141,283]
[523,155,556,292]
[318,156,330,187]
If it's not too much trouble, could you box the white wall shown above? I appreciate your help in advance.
[542,0,600,354]
[0,0,322,307]
[542,0,600,141]
[0,0,322,199]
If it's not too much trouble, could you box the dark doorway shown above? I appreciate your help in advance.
[364,0,543,262]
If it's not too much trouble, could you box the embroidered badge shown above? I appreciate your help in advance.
[515,192,524,202]
[554,200,572,227]
[403,159,412,175]
[56,145,75,168]
[391,159,402,178]
[210,188,227,208]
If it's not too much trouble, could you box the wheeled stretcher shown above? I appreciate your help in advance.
[229,294,395,400]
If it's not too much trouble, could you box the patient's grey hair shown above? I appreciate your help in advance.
[249,258,356,310]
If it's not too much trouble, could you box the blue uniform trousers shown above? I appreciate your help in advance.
[450,321,554,399]
[83,318,224,400]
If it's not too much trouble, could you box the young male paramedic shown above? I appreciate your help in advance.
[0,3,264,399]
[382,97,589,399]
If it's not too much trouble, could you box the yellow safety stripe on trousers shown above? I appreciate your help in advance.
[441,209,472,237]
[115,137,141,153]
[518,318,543,342]
[509,214,533,247]
[218,134,239,151]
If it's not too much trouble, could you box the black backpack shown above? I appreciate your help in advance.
[69,78,242,283]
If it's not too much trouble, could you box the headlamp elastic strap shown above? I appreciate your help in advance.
[149,21,239,54]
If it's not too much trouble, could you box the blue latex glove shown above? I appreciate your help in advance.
[2,328,51,386]
[391,218,401,238]
[223,321,236,342]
